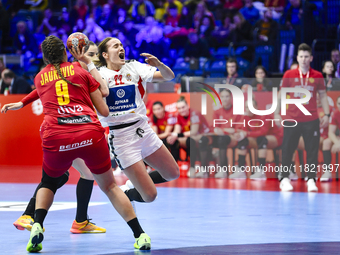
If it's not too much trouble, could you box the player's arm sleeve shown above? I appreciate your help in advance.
[86,72,101,93]
[20,89,39,107]
[317,73,326,91]
[134,61,157,83]
[280,72,289,89]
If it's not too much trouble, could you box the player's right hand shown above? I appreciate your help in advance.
[1,102,23,113]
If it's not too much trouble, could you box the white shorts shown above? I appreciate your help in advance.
[109,120,163,169]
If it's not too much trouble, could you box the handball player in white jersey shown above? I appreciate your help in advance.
[94,37,179,203]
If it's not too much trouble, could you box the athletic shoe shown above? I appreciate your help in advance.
[229,166,247,179]
[307,179,318,192]
[134,233,151,250]
[13,215,45,232]
[187,167,196,178]
[26,223,43,252]
[13,215,34,231]
[250,167,267,180]
[289,171,299,180]
[320,170,332,182]
[70,219,106,234]
[280,177,293,192]
[195,167,208,178]
[215,170,227,178]
[146,166,153,173]
[113,166,122,176]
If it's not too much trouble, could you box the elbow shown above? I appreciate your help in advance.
[101,91,109,98]
[167,73,175,81]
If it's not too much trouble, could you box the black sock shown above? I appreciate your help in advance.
[238,155,246,167]
[170,141,180,162]
[149,171,167,184]
[75,178,94,222]
[258,158,266,168]
[23,198,36,218]
[323,150,332,166]
[125,189,145,202]
[127,217,144,238]
[34,209,47,228]
[219,149,228,167]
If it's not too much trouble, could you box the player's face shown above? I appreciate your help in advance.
[220,90,231,108]
[227,63,236,76]
[290,63,298,70]
[331,51,340,64]
[85,44,98,61]
[255,68,265,79]
[323,61,334,75]
[297,50,313,69]
[103,38,125,67]
[177,101,189,117]
[245,101,255,117]
[153,104,165,119]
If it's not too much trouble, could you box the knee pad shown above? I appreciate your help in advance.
[218,135,231,149]
[199,136,209,151]
[56,171,69,189]
[237,137,249,150]
[257,136,268,149]
[41,170,63,194]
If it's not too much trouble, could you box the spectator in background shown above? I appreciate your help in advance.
[13,21,38,58]
[137,26,171,66]
[0,58,5,74]
[178,5,193,29]
[322,60,340,91]
[130,0,155,24]
[135,16,158,48]
[57,8,73,35]
[83,17,104,43]
[36,8,57,35]
[165,3,181,27]
[254,9,278,45]
[225,58,247,87]
[282,0,316,30]
[183,30,211,62]
[239,0,260,25]
[211,15,231,48]
[88,0,102,21]
[263,0,286,18]
[229,12,253,44]
[114,7,128,30]
[0,0,10,50]
[96,4,114,31]
[193,1,215,29]
[120,17,139,47]
[290,61,298,70]
[0,69,32,94]
[223,0,243,11]
[197,15,215,47]
[70,0,89,22]
[72,18,85,33]
[250,65,273,91]
[331,49,340,78]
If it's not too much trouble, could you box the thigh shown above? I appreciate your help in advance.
[144,144,179,180]
[178,137,187,148]
[265,135,279,149]
[248,137,257,148]
[72,158,94,180]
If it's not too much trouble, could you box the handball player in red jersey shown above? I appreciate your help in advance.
[151,101,176,141]
[275,43,330,192]
[1,36,150,252]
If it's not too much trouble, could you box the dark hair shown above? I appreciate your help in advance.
[290,61,298,68]
[227,58,238,70]
[3,70,15,79]
[254,65,267,76]
[168,3,177,10]
[41,35,80,87]
[152,101,164,123]
[177,96,188,104]
[331,49,340,54]
[84,41,96,53]
[94,37,115,68]
[322,60,335,78]
[298,43,312,55]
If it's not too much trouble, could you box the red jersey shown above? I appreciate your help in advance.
[34,62,104,139]
[177,111,190,132]
[318,105,334,139]
[240,114,283,138]
[330,109,340,129]
[151,111,176,134]
[145,99,155,123]
[280,67,325,122]
[191,110,211,134]
[212,106,241,133]
[264,0,286,8]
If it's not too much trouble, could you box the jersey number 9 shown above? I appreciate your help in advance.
[55,80,70,106]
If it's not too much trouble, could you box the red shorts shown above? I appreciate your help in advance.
[41,129,111,177]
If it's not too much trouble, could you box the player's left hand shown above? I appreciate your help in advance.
[331,143,340,154]
[1,102,23,113]
[320,115,329,129]
[140,53,162,67]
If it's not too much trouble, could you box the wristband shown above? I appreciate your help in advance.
[87,62,96,72]
[178,133,184,138]
[325,113,331,117]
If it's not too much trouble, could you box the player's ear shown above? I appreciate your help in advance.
[102,51,108,60]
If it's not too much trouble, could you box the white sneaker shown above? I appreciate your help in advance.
[187,167,196,178]
[280,177,293,192]
[307,179,318,192]
[120,180,134,192]
[289,171,298,180]
[146,166,153,173]
[229,166,247,179]
[320,170,332,182]
[215,171,227,178]
[250,167,267,180]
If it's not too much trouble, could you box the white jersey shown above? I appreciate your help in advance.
[98,60,157,127]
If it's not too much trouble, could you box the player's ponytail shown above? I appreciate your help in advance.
[41,35,80,87]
